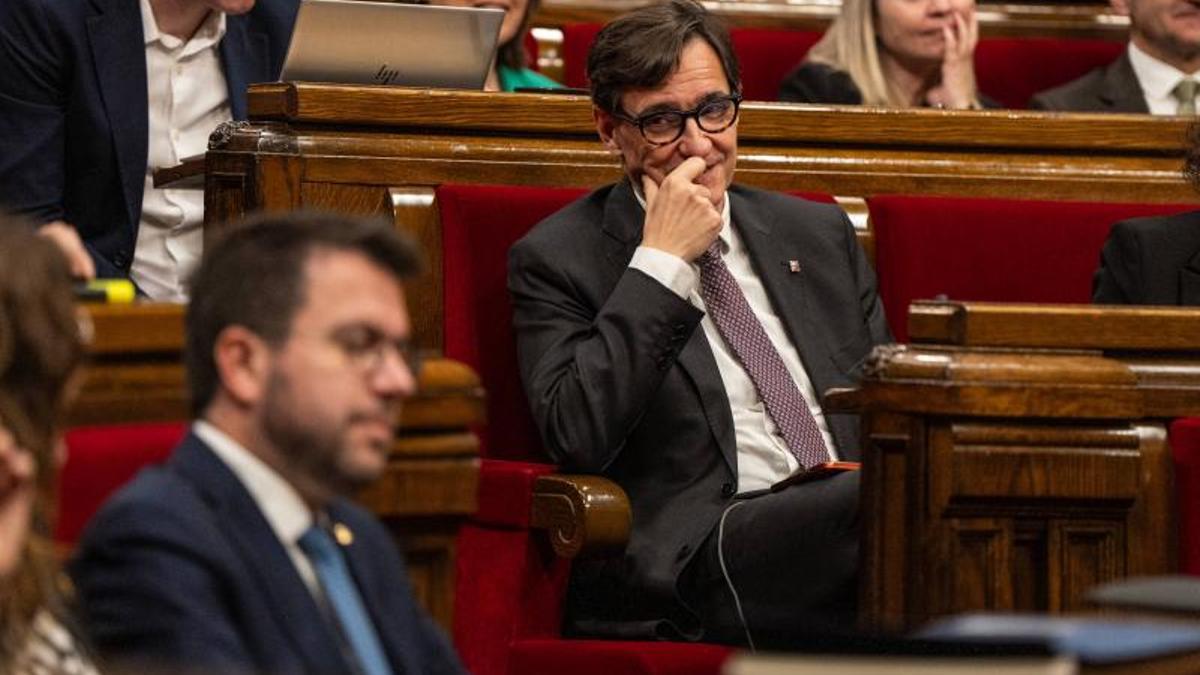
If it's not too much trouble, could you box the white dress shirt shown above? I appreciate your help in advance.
[1127,42,1200,115]
[193,420,324,600]
[133,0,231,301]
[629,192,837,493]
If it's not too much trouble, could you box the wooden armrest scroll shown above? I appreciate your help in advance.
[530,474,630,559]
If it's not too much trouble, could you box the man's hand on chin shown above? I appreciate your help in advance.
[640,157,722,262]
[38,221,95,280]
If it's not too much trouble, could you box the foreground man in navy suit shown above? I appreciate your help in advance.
[71,213,464,675]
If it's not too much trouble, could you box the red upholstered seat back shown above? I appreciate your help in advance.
[561,24,820,101]
[438,184,589,460]
[869,195,1192,342]
[730,28,822,101]
[561,23,602,90]
[1171,418,1200,576]
[975,38,1125,109]
[56,421,185,544]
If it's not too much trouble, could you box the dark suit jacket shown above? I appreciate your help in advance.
[1029,50,1148,113]
[0,0,296,277]
[779,62,864,104]
[508,181,891,638]
[1093,210,1200,305]
[70,432,463,675]
[779,61,1001,109]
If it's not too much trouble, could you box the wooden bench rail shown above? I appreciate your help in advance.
[827,327,1186,632]
[531,475,632,559]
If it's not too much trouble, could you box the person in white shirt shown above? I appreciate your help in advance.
[1031,0,1200,113]
[0,0,296,299]
[70,213,464,675]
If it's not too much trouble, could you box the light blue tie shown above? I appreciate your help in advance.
[298,524,394,675]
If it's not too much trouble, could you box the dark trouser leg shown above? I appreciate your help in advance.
[680,470,860,649]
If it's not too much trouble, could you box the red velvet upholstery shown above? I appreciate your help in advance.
[1171,418,1200,577]
[439,183,589,460]
[439,183,748,675]
[561,23,602,90]
[868,195,1192,341]
[730,29,822,101]
[511,640,734,675]
[975,38,1124,109]
[561,24,821,101]
[56,421,185,544]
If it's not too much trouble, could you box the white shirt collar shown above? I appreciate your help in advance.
[140,0,227,54]
[1128,41,1197,101]
[631,180,734,252]
[193,420,314,546]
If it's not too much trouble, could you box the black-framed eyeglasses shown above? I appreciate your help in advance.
[613,94,743,146]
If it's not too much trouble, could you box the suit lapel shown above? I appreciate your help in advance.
[731,190,838,400]
[1098,52,1150,113]
[172,435,352,674]
[86,0,148,229]
[1181,248,1200,305]
[219,14,270,120]
[601,181,737,476]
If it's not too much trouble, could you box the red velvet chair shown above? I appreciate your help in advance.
[55,421,185,545]
[867,195,1192,342]
[439,183,744,675]
[561,24,821,101]
[975,38,1124,109]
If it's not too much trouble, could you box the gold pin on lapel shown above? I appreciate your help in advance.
[333,522,354,546]
[788,260,801,273]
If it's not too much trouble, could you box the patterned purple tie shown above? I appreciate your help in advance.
[697,242,830,468]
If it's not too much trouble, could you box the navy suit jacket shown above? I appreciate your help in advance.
[508,181,891,638]
[0,0,296,277]
[70,432,464,675]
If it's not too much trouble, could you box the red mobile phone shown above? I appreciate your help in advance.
[769,461,861,492]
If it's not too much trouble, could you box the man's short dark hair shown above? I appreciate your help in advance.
[185,211,422,417]
[586,0,740,114]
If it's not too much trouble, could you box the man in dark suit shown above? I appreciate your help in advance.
[0,0,296,294]
[1094,127,1200,304]
[71,213,464,675]
[508,0,891,649]
[1031,0,1200,113]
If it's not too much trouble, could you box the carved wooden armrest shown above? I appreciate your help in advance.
[530,475,631,559]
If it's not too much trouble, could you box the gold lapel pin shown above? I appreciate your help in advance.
[333,522,354,546]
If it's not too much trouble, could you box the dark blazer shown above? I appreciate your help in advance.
[1093,210,1200,305]
[0,0,296,277]
[779,61,1001,109]
[1029,50,1148,113]
[779,62,864,104]
[70,432,463,675]
[508,181,891,638]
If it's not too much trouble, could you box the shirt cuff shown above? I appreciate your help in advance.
[629,246,697,300]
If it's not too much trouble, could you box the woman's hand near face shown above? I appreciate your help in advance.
[926,7,980,109]
[0,425,35,580]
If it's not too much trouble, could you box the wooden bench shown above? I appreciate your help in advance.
[831,301,1200,631]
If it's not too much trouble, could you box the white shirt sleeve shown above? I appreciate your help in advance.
[629,246,698,300]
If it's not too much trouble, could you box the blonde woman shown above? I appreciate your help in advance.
[780,0,989,109]
[0,220,93,674]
